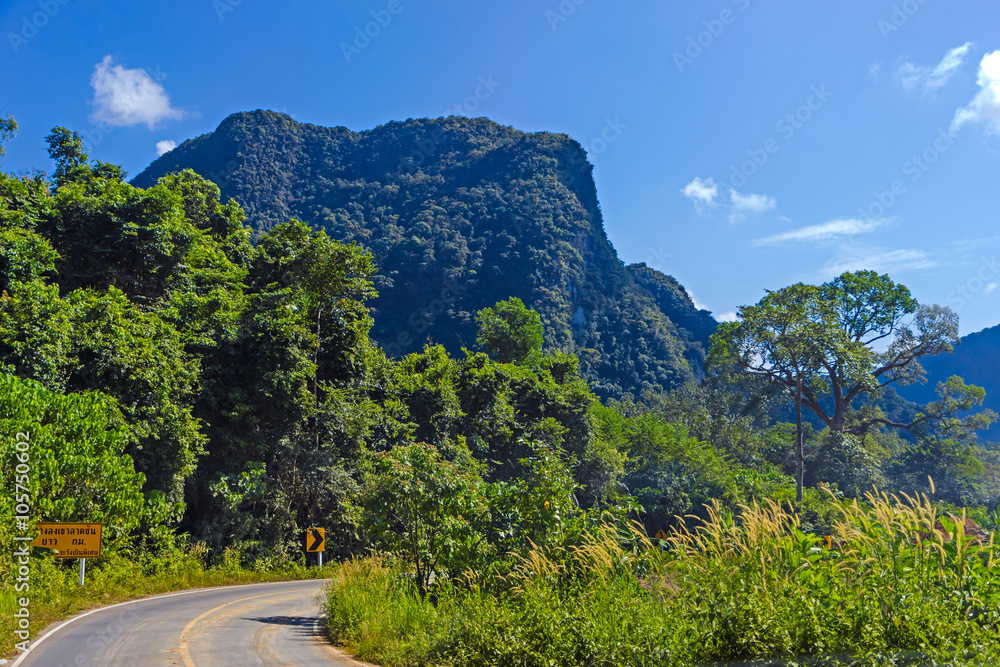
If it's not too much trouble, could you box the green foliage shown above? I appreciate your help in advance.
[325,494,1000,667]
[362,442,487,595]
[0,280,204,501]
[0,373,146,548]
[0,114,15,160]
[65,287,205,498]
[135,111,717,399]
[709,271,966,436]
[45,127,90,186]
[709,270,993,503]
[476,297,544,364]
[594,404,740,530]
[485,441,590,557]
[888,436,986,506]
[903,323,1000,443]
[808,432,887,498]
[325,557,441,663]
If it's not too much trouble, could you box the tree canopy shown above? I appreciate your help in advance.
[475,296,544,364]
[709,271,978,436]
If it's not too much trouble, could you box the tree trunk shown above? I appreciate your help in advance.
[796,376,804,503]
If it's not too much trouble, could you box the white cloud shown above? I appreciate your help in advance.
[155,140,177,156]
[681,177,718,209]
[685,288,710,311]
[952,235,1000,253]
[716,311,737,322]
[952,50,1000,135]
[89,56,185,129]
[730,190,776,213]
[751,218,888,247]
[822,248,937,277]
[986,282,998,294]
[897,43,973,94]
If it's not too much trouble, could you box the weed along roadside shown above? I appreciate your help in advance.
[323,491,1000,667]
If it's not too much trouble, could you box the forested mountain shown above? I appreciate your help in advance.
[3,120,998,588]
[900,324,1000,443]
[134,111,717,399]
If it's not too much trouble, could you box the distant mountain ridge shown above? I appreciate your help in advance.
[899,324,1000,443]
[134,110,718,398]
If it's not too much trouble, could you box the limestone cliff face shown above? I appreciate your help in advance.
[135,110,718,398]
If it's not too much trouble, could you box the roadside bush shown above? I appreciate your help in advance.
[324,491,1000,667]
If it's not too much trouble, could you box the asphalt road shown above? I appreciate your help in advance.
[12,579,375,666]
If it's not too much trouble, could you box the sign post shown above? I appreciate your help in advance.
[306,527,325,567]
[29,522,103,585]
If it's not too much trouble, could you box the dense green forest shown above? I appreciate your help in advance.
[3,120,1000,664]
[2,118,999,551]
[135,110,718,401]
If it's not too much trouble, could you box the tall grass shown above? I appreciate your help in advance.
[325,557,442,664]
[324,492,1000,666]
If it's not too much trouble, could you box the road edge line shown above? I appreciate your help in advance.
[10,578,328,667]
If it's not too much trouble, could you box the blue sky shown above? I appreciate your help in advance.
[2,0,1000,334]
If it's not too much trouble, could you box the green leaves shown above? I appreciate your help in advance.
[708,271,986,500]
[45,127,90,186]
[0,373,146,545]
[0,114,15,161]
[475,297,544,365]
[362,442,488,595]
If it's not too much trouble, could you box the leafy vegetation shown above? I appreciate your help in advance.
[134,110,719,400]
[325,492,1000,666]
[903,323,1000,444]
[1,119,999,664]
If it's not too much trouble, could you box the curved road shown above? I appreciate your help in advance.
[13,579,375,666]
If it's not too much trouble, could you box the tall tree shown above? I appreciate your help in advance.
[709,270,986,498]
[707,284,833,500]
[45,127,90,186]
